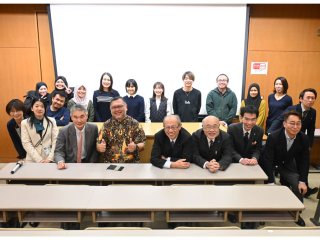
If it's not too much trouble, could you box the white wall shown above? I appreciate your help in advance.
[50,4,247,114]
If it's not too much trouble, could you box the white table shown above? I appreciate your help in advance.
[0,185,303,224]
[0,163,267,185]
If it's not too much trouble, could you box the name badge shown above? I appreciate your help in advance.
[185,100,190,104]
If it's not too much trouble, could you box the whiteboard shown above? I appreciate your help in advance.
[49,4,248,115]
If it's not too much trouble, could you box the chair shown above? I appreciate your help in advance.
[260,226,320,230]
[174,226,241,230]
[85,227,152,230]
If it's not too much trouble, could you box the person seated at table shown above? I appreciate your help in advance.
[96,97,146,163]
[46,90,70,126]
[6,99,27,160]
[21,98,58,163]
[263,110,309,227]
[54,104,99,170]
[150,115,193,169]
[227,105,263,165]
[192,115,232,172]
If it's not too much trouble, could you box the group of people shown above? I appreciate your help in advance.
[5,72,319,228]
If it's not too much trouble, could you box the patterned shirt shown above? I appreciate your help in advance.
[98,115,146,163]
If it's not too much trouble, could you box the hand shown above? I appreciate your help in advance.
[127,138,136,153]
[207,160,220,173]
[239,158,250,165]
[57,162,67,170]
[298,182,307,195]
[97,139,106,153]
[219,121,227,127]
[248,158,258,165]
[171,159,190,169]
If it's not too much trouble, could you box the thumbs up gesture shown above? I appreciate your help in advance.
[97,139,106,153]
[127,138,137,153]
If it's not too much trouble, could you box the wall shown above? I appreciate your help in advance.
[245,4,320,128]
[0,5,55,162]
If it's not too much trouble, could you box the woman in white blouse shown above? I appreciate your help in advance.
[145,82,172,123]
[21,98,58,163]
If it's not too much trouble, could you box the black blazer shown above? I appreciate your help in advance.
[7,118,26,159]
[263,128,310,183]
[192,129,232,171]
[150,127,193,168]
[268,104,316,146]
[227,123,263,163]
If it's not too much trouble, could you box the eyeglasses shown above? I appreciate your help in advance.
[111,105,125,110]
[203,124,220,130]
[243,117,257,122]
[164,125,179,131]
[286,121,302,127]
[217,79,228,82]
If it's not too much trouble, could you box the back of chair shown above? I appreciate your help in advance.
[174,226,241,230]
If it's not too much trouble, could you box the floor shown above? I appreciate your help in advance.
[0,163,319,229]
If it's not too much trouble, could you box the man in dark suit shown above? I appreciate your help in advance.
[264,111,309,226]
[54,104,99,169]
[227,106,263,165]
[267,88,318,197]
[150,115,193,169]
[192,115,232,172]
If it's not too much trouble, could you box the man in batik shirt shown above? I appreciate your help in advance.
[96,97,146,162]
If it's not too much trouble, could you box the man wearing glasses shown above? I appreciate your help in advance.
[227,106,264,165]
[264,110,309,226]
[192,115,232,172]
[96,97,146,163]
[206,73,238,126]
[150,115,193,168]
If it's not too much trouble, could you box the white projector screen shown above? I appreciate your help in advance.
[49,4,248,115]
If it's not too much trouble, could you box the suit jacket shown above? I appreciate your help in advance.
[54,123,99,163]
[21,117,58,163]
[150,127,193,168]
[263,128,310,183]
[268,104,316,146]
[192,129,232,171]
[227,123,263,163]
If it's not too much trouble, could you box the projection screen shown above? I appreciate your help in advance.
[49,4,248,115]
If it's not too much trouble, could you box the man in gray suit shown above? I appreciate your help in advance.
[54,104,99,169]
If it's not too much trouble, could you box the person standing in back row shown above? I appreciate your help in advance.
[206,73,237,126]
[172,71,201,122]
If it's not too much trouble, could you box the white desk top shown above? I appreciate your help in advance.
[0,229,319,238]
[0,163,267,183]
[0,185,304,211]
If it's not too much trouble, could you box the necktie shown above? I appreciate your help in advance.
[209,140,214,150]
[171,140,175,149]
[77,132,83,163]
[302,110,309,121]
[243,132,249,148]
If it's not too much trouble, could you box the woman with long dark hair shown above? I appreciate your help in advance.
[93,72,120,122]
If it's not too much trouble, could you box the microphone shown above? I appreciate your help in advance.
[10,161,23,174]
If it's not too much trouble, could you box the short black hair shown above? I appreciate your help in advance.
[299,88,317,99]
[125,79,138,93]
[6,99,25,115]
[240,105,259,118]
[283,110,302,121]
[110,96,125,105]
[51,90,67,99]
[182,71,195,81]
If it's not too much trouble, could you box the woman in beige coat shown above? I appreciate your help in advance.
[21,98,58,163]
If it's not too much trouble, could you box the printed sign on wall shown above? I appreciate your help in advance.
[251,62,268,75]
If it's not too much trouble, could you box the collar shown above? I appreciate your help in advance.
[242,125,252,136]
[285,130,296,141]
[75,125,86,134]
[207,137,215,144]
[127,94,137,98]
[301,103,309,112]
